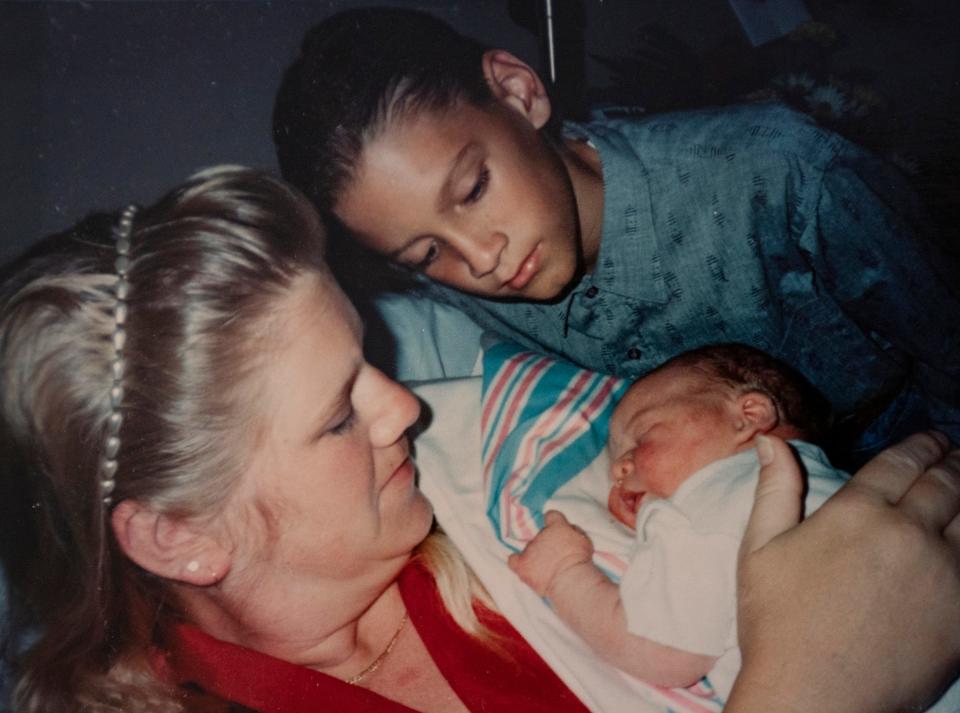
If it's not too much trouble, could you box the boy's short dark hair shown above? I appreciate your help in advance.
[662,343,834,442]
[273,7,492,216]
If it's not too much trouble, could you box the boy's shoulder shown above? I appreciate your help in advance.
[576,101,848,166]
[585,100,818,136]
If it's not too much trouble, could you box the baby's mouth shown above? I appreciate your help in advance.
[608,481,645,530]
[620,488,645,513]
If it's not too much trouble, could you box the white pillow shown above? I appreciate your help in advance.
[374,292,482,381]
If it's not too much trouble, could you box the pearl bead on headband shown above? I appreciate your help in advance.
[101,205,137,507]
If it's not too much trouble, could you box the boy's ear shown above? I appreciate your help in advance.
[111,499,231,586]
[732,390,779,445]
[482,49,552,129]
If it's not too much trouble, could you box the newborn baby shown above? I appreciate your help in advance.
[508,343,846,695]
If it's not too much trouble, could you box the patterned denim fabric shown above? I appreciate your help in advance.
[427,103,960,451]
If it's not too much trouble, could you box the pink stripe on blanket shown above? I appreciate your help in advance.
[593,550,629,576]
[532,377,616,470]
[498,368,592,495]
[483,356,551,485]
[655,685,723,713]
[502,378,625,560]
[500,375,620,547]
[509,498,537,541]
[481,352,526,433]
[497,369,597,541]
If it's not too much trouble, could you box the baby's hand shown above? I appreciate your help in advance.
[507,510,595,598]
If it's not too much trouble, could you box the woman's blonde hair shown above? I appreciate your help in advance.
[0,166,485,712]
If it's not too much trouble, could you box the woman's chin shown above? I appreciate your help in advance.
[402,490,436,546]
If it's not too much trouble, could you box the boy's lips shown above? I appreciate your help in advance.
[505,243,541,291]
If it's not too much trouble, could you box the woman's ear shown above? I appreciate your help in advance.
[732,391,779,445]
[111,500,231,586]
[481,49,552,129]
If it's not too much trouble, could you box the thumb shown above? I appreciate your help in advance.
[740,435,805,559]
[544,510,567,526]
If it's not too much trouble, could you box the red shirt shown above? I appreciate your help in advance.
[158,561,588,712]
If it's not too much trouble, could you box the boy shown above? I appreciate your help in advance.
[273,7,960,462]
[505,343,845,698]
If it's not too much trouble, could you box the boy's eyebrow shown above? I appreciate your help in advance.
[437,141,480,210]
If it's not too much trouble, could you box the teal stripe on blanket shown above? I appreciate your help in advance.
[481,342,627,552]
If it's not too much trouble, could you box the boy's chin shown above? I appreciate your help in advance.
[515,267,582,304]
[457,278,566,303]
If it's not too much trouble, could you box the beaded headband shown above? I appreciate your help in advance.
[101,205,137,507]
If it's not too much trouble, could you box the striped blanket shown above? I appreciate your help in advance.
[481,341,632,579]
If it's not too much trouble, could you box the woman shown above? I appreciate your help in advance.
[1,167,958,712]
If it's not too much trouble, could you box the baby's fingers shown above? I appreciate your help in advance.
[544,510,569,527]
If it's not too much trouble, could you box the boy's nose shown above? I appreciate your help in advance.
[459,231,506,278]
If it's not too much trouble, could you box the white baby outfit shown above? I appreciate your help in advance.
[617,443,844,697]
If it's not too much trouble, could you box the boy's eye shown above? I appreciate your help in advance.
[408,240,440,272]
[463,166,490,205]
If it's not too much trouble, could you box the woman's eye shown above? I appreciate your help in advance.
[464,166,490,205]
[409,240,440,272]
[330,410,356,436]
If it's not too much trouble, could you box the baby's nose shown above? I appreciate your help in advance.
[612,455,634,484]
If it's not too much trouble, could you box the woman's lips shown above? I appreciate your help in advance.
[384,456,415,490]
[506,243,541,291]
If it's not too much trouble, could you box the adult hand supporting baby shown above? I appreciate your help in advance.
[727,432,960,713]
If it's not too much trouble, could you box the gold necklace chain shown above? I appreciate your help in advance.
[343,612,409,686]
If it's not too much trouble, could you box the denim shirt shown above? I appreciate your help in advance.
[427,103,960,440]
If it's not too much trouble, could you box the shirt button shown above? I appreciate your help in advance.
[626,347,642,360]
[585,286,599,298]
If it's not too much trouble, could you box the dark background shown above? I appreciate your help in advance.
[3,0,959,266]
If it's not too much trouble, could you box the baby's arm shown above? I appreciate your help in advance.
[507,510,716,688]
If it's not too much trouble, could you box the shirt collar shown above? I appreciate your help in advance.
[158,620,414,713]
[566,120,665,305]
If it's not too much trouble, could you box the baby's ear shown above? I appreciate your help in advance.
[481,49,552,129]
[733,391,779,444]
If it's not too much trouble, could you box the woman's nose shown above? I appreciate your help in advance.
[367,368,421,447]
[456,231,507,279]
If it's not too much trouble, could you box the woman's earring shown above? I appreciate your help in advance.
[186,560,200,573]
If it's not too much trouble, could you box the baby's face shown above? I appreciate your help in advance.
[607,366,744,528]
